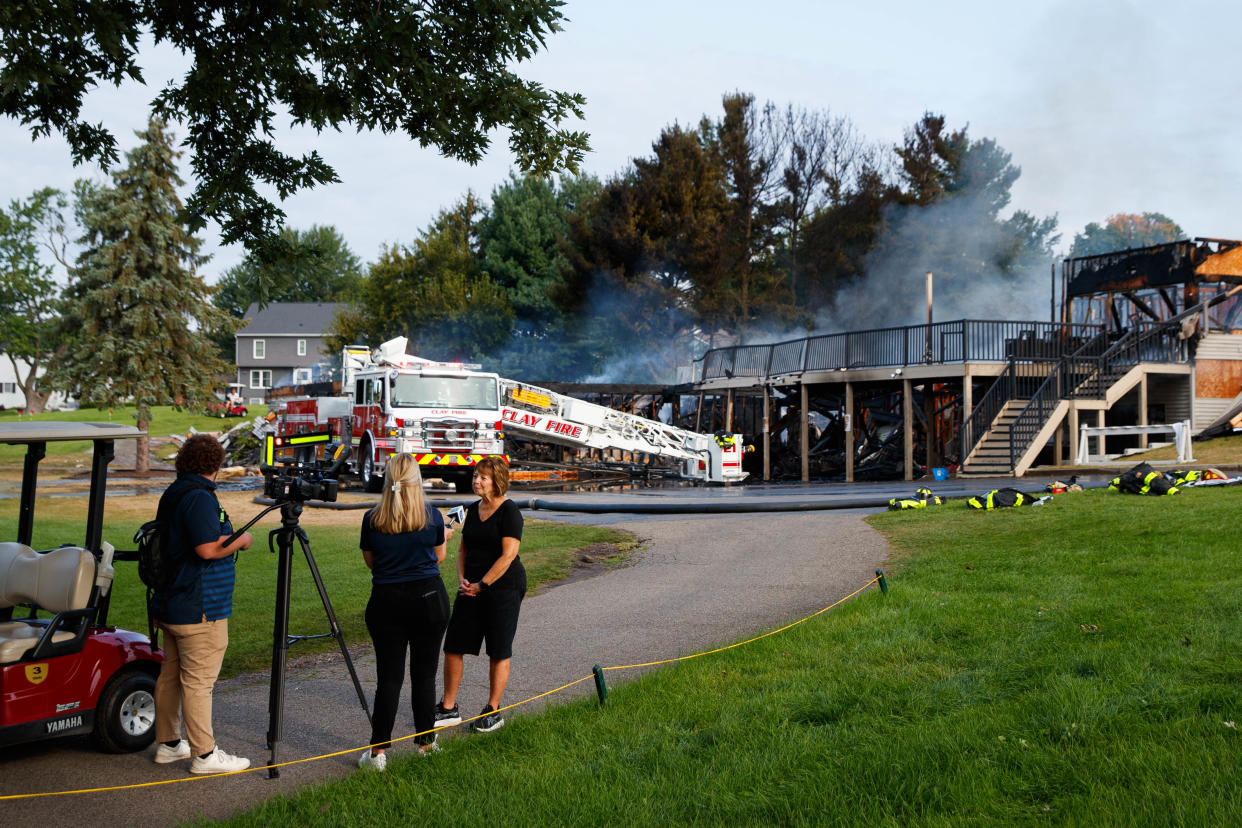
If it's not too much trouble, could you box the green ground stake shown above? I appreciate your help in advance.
[593,664,608,705]
[876,568,888,595]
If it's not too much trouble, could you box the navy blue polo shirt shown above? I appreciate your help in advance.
[152,472,236,624]
[360,506,444,584]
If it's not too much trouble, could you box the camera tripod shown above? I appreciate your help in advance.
[230,497,372,778]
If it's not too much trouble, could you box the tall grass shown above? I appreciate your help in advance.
[213,485,1242,826]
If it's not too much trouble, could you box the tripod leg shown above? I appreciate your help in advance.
[266,528,295,779]
[295,527,373,726]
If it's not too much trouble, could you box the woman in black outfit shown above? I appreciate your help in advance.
[436,455,525,733]
[357,454,450,771]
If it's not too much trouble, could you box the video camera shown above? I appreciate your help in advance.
[260,432,350,503]
[262,458,340,503]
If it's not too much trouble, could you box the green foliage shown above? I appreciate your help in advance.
[0,187,66,411]
[47,119,231,468]
[1070,212,1185,257]
[214,225,363,318]
[0,1,589,250]
[330,195,513,361]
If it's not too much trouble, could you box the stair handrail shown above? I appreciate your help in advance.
[959,358,1016,464]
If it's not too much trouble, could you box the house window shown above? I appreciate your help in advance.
[292,368,312,384]
[253,339,266,359]
[0,382,15,393]
[249,369,272,389]
[297,338,307,356]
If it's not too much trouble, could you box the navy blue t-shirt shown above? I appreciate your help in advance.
[360,506,445,584]
[152,473,236,625]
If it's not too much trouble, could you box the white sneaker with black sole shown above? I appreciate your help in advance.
[471,705,504,733]
[190,746,251,774]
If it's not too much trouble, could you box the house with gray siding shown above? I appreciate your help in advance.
[235,302,344,404]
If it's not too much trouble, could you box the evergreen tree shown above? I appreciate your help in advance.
[49,120,230,471]
[329,195,513,361]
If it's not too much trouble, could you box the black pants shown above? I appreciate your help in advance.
[365,576,450,748]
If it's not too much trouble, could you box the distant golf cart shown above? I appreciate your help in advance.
[206,383,248,418]
[0,422,162,752]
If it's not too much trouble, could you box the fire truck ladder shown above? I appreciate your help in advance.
[498,379,747,484]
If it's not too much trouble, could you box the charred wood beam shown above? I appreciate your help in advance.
[1124,291,1161,321]
[1158,287,1178,314]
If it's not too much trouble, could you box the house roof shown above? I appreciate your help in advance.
[238,302,345,336]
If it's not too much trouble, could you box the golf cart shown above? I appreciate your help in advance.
[206,383,248,418]
[0,422,162,752]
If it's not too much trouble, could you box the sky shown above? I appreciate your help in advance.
[3,0,1241,287]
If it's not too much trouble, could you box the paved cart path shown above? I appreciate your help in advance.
[0,509,887,825]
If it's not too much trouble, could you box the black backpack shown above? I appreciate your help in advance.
[135,490,191,594]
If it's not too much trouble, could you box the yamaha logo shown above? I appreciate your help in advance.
[46,714,83,734]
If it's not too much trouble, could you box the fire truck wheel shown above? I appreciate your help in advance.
[454,478,472,494]
[361,440,384,493]
[93,670,157,753]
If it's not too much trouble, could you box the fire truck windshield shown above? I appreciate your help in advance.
[391,374,499,410]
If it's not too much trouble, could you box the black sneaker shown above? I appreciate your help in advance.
[434,702,461,726]
[471,705,504,733]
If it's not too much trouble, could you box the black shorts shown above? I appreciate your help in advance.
[442,586,525,660]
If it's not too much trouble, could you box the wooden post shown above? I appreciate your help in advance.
[725,388,734,432]
[800,382,810,483]
[923,383,937,478]
[845,381,855,483]
[1138,373,1149,449]
[694,392,704,432]
[1068,405,1080,464]
[1096,409,1106,458]
[762,385,771,481]
[903,378,914,482]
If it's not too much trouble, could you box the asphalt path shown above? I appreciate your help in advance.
[0,491,890,826]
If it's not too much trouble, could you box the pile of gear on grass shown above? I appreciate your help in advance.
[167,415,269,480]
[887,462,1239,512]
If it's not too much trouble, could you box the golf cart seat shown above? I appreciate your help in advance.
[0,542,98,664]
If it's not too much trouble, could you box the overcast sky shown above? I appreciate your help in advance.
[3,0,1240,285]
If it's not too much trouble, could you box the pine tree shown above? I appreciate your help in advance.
[50,119,230,472]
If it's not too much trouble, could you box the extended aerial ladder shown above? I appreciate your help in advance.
[496,378,748,484]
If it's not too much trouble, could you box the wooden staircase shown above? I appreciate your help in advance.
[959,399,1028,477]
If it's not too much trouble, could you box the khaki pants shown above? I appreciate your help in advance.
[154,618,229,757]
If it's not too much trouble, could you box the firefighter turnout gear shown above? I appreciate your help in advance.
[967,487,1041,510]
[888,487,944,510]
[1109,462,1179,496]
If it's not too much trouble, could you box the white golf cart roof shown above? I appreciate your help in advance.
[0,422,144,443]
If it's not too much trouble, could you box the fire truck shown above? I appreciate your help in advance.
[272,338,746,489]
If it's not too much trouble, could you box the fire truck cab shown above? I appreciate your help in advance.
[278,339,506,493]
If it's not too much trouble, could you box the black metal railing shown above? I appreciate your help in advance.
[959,356,1062,464]
[1005,320,1189,470]
[700,320,1102,381]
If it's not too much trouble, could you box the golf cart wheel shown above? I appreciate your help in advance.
[361,440,383,493]
[93,671,157,753]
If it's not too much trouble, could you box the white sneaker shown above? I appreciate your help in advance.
[190,746,251,774]
[358,749,387,771]
[153,739,191,763]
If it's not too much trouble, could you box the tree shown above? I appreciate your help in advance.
[330,196,513,361]
[0,187,66,412]
[214,225,362,318]
[476,172,601,378]
[0,2,589,250]
[212,224,362,359]
[48,120,231,472]
[1069,213,1184,257]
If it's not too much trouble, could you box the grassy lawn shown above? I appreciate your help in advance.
[0,499,636,679]
[212,484,1242,826]
[0,405,249,461]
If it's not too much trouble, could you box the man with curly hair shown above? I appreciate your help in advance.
[149,434,254,774]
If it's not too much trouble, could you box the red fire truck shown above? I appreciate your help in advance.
[275,340,506,492]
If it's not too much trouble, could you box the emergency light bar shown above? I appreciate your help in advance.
[264,431,332,465]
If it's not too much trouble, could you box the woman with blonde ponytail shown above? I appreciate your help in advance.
[356,454,450,770]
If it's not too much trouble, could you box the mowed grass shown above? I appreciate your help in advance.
[209,484,1242,826]
[0,405,245,460]
[0,497,636,679]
